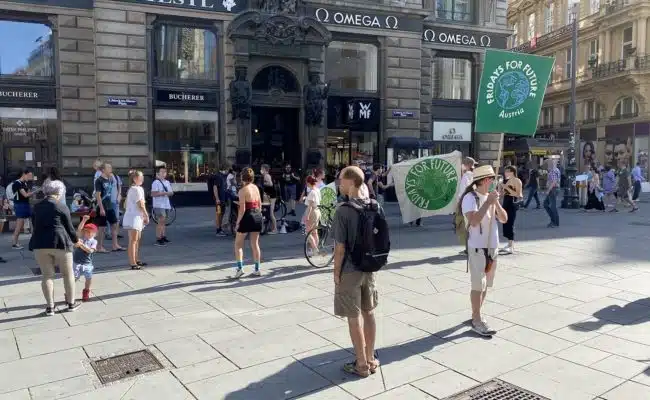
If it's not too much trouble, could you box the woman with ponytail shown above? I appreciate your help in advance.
[233,167,263,279]
[122,170,149,270]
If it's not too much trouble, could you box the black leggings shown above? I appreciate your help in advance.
[502,196,518,241]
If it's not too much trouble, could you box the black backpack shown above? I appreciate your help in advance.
[343,200,390,272]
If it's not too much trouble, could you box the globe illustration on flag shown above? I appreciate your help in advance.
[496,71,531,110]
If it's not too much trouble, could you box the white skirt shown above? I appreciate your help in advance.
[122,212,144,232]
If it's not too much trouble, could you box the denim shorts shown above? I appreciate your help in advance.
[74,263,94,280]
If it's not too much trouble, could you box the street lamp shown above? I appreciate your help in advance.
[562,2,580,209]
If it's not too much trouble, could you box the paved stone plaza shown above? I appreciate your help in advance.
[1,202,650,399]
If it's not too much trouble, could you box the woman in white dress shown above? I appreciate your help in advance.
[122,170,149,270]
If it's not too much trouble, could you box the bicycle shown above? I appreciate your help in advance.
[146,197,177,226]
[304,204,336,268]
[273,183,287,220]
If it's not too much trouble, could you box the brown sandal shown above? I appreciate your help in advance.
[368,358,380,374]
[343,361,370,378]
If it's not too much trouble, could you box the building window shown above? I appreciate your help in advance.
[584,99,599,121]
[436,0,474,23]
[613,96,638,117]
[326,42,378,92]
[431,57,471,100]
[527,13,536,41]
[563,103,571,122]
[590,0,600,14]
[565,47,572,79]
[0,21,53,78]
[590,39,599,58]
[154,109,219,184]
[510,23,518,47]
[544,3,554,34]
[542,107,554,126]
[153,24,218,81]
[622,26,634,58]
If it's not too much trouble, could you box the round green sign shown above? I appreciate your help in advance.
[404,158,458,210]
[320,186,337,222]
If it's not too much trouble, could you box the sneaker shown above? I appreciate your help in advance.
[44,307,55,316]
[216,229,228,237]
[67,301,82,312]
[154,239,167,247]
[233,269,244,279]
[12,244,23,250]
[267,230,277,235]
[82,289,90,302]
[162,237,170,243]
[471,320,496,337]
[251,270,262,277]
[459,249,468,255]
[500,246,512,254]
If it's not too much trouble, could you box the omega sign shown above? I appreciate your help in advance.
[423,29,492,47]
[315,8,399,30]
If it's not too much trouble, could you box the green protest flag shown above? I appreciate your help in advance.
[475,49,555,136]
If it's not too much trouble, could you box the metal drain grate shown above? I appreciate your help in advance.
[90,350,164,384]
[444,379,550,400]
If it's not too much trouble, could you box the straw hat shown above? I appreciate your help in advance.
[471,165,496,183]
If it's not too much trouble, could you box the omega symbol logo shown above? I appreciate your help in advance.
[359,102,371,119]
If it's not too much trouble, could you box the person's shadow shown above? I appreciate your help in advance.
[222,322,488,399]
[569,298,650,333]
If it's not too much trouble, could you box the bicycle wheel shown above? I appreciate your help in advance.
[274,200,287,220]
[164,207,177,226]
[304,225,335,268]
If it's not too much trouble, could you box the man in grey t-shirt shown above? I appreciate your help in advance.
[332,166,379,378]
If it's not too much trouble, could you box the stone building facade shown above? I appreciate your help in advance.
[507,0,650,178]
[0,0,511,193]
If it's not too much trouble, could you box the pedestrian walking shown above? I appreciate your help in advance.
[212,163,230,236]
[30,180,82,315]
[617,163,637,212]
[500,166,522,255]
[303,176,321,257]
[333,166,388,377]
[522,167,541,209]
[543,159,560,227]
[459,165,507,336]
[151,166,174,246]
[603,165,617,212]
[72,215,97,302]
[281,164,300,216]
[123,170,149,270]
[631,161,644,204]
[261,164,278,234]
[233,168,263,279]
[10,168,34,250]
[584,164,605,211]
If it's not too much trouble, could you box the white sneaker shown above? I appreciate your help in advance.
[267,230,277,235]
[251,270,262,277]
[233,269,244,279]
[471,320,496,337]
[500,246,513,254]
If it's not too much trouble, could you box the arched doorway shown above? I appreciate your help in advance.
[250,66,301,168]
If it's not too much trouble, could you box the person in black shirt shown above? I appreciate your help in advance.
[281,164,299,216]
[523,168,541,209]
[94,163,124,252]
[212,163,230,237]
[11,168,34,250]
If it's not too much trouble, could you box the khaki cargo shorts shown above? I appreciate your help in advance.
[468,247,498,292]
[334,270,378,318]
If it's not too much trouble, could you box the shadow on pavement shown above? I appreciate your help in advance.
[222,322,487,399]
[569,297,650,332]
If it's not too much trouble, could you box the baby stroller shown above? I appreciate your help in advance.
[70,189,96,214]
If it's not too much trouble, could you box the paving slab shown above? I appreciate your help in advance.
[155,335,222,368]
[28,375,95,400]
[0,348,87,394]
[411,369,479,399]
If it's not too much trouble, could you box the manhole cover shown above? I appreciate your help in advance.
[444,379,549,400]
[90,350,164,384]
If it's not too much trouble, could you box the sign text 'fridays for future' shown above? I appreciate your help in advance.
[475,49,555,136]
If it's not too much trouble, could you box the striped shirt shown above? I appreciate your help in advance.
[547,167,561,189]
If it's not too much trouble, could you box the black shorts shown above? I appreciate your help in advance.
[95,208,118,227]
[237,209,263,233]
